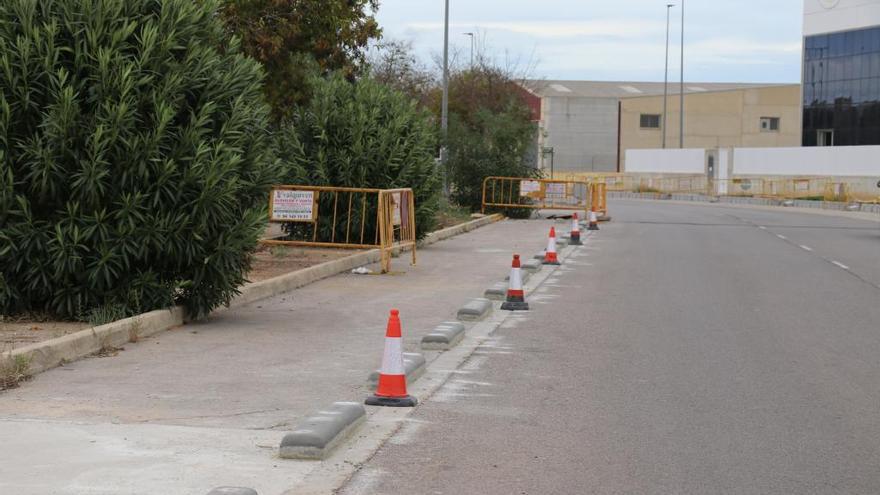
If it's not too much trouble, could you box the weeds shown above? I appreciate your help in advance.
[0,352,31,390]
[85,303,128,327]
[270,246,292,258]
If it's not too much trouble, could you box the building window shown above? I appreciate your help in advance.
[640,114,661,129]
[760,117,780,132]
[817,129,834,146]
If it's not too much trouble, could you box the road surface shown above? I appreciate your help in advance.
[340,199,880,495]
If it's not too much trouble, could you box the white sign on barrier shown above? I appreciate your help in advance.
[271,190,316,222]
[545,182,566,199]
[520,180,541,196]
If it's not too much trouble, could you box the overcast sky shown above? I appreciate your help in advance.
[374,0,804,83]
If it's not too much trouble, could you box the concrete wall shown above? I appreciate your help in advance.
[619,86,802,170]
[804,0,880,36]
[541,96,619,173]
[623,145,880,177]
[625,148,706,174]
[734,145,880,176]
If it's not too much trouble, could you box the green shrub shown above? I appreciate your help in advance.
[0,0,281,319]
[447,106,539,217]
[280,74,440,239]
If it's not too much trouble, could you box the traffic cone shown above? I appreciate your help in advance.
[543,227,561,265]
[588,209,600,231]
[365,309,417,407]
[569,213,582,245]
[501,255,529,311]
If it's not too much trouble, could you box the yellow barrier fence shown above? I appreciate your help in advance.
[481,176,590,215]
[262,185,416,273]
[590,182,607,216]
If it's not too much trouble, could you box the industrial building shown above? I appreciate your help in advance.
[802,0,880,146]
[619,84,802,170]
[520,80,782,173]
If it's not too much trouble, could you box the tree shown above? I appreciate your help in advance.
[279,74,441,239]
[221,0,382,120]
[0,0,281,320]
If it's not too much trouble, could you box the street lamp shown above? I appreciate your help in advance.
[441,0,450,195]
[463,32,474,68]
[663,4,674,149]
[679,0,685,149]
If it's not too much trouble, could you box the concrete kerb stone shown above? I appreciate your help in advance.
[522,259,542,273]
[2,307,185,377]
[484,281,509,301]
[207,488,259,495]
[278,401,367,460]
[456,298,493,322]
[421,321,467,351]
[367,353,426,385]
[0,214,505,381]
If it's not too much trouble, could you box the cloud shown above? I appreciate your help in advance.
[406,20,666,39]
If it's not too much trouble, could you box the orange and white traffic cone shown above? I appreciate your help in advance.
[569,213,582,245]
[543,227,561,265]
[365,309,417,407]
[501,254,529,311]
[588,209,600,231]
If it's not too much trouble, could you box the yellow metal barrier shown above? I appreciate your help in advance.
[262,185,416,273]
[590,182,607,216]
[481,176,590,215]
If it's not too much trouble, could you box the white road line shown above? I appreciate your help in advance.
[758,226,767,230]
[776,234,787,240]
[831,261,850,270]
[799,245,813,252]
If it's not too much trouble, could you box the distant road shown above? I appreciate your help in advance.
[340,199,880,495]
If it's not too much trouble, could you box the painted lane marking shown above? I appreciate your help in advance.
[799,245,813,252]
[776,234,787,240]
[758,226,767,230]
[831,261,850,270]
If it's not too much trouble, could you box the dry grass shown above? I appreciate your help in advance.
[0,350,31,391]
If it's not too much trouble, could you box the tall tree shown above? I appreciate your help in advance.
[221,0,382,120]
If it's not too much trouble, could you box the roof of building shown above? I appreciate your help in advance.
[521,79,796,99]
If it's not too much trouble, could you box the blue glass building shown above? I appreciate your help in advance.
[803,25,880,146]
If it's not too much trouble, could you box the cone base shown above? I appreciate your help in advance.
[501,301,530,311]
[588,224,599,231]
[542,260,561,265]
[365,394,417,407]
[569,238,583,245]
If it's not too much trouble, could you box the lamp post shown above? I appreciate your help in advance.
[463,32,474,67]
[441,0,450,195]
[679,0,685,149]
[663,4,674,149]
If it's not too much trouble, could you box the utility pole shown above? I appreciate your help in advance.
[463,32,474,68]
[663,4,674,149]
[441,0,450,195]
[679,0,685,149]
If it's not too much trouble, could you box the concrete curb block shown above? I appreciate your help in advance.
[457,298,493,321]
[522,259,542,273]
[368,353,426,385]
[555,237,569,248]
[278,402,366,460]
[207,488,259,495]
[1,215,505,380]
[533,252,545,260]
[421,322,467,351]
[483,282,509,301]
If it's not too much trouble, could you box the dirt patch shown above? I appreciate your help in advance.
[0,320,91,348]
[248,245,361,283]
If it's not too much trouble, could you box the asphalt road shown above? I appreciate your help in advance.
[340,200,880,495]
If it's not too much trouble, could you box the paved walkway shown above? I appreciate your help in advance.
[0,215,573,495]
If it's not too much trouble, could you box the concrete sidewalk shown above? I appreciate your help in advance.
[0,216,572,495]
